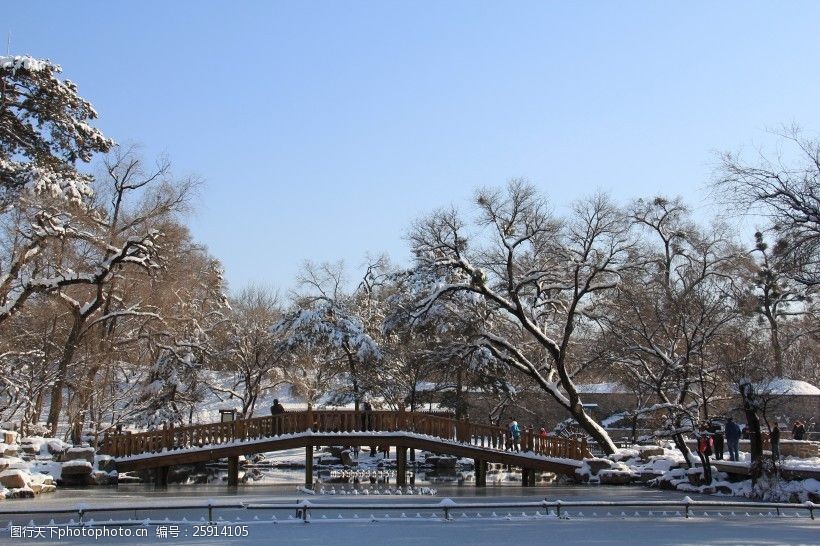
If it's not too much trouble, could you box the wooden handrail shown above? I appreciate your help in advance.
[100,410,592,461]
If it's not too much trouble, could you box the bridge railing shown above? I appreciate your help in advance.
[100,409,590,461]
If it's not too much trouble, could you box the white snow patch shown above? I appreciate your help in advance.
[575,383,631,394]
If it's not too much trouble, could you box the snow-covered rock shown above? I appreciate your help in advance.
[0,469,28,489]
[60,460,93,486]
[62,446,94,464]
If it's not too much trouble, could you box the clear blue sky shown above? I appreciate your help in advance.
[7,2,820,291]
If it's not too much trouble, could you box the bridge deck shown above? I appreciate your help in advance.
[103,409,590,477]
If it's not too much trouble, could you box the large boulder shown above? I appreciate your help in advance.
[340,449,356,466]
[598,470,635,485]
[29,474,54,487]
[91,471,114,486]
[639,447,665,462]
[20,443,39,456]
[97,456,116,473]
[59,460,93,486]
[426,455,457,470]
[46,439,70,456]
[637,471,663,483]
[6,486,35,499]
[687,470,702,486]
[584,458,614,476]
[0,469,28,489]
[62,447,94,464]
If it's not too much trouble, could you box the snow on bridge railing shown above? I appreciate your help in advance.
[0,497,816,526]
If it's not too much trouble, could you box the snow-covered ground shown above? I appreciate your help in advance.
[604,443,820,503]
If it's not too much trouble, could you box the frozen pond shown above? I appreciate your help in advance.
[11,483,755,509]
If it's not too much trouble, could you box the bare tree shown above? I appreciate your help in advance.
[45,148,195,436]
[275,260,381,411]
[740,232,813,377]
[212,285,287,417]
[407,180,634,454]
[715,127,820,287]
[601,197,741,470]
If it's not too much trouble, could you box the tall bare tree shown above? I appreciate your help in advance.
[407,180,633,454]
[212,285,286,417]
[601,197,741,468]
[716,127,820,287]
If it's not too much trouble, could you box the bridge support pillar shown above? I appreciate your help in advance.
[396,446,407,487]
[227,456,239,487]
[521,468,536,487]
[522,468,533,487]
[475,459,486,487]
[154,466,169,487]
[305,445,314,488]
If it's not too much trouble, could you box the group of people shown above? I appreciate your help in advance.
[698,417,811,463]
[700,417,743,462]
[503,419,551,452]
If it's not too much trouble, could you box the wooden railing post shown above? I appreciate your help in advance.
[306,404,314,432]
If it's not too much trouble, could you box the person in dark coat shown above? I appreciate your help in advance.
[361,400,373,431]
[709,420,725,460]
[270,399,285,436]
[792,421,806,441]
[770,423,781,461]
[725,417,742,462]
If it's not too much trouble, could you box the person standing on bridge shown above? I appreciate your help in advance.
[725,417,741,462]
[509,419,522,452]
[271,399,285,436]
[362,400,373,431]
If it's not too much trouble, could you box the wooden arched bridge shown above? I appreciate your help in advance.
[101,408,592,487]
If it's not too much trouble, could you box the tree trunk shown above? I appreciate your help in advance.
[559,367,617,455]
[768,315,784,378]
[568,401,617,455]
[740,384,764,486]
[345,348,360,412]
[697,449,713,484]
[47,315,83,436]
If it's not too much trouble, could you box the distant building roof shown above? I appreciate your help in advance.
[755,378,820,396]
